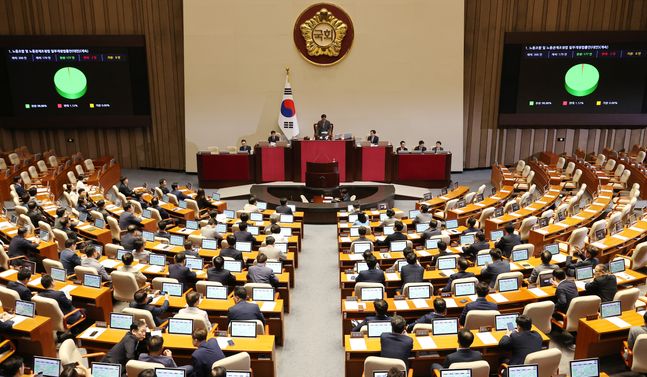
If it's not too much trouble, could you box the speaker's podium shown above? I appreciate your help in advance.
[305,161,339,188]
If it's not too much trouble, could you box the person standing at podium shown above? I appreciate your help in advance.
[314,114,332,140]
[268,131,280,143]
[367,130,379,144]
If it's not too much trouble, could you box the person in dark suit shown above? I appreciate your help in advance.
[406,297,447,332]
[495,224,521,258]
[158,178,170,195]
[384,221,408,245]
[459,282,498,326]
[565,247,599,277]
[432,329,482,371]
[414,140,427,152]
[238,139,252,153]
[396,140,408,153]
[268,130,280,143]
[95,200,111,222]
[441,258,476,292]
[220,235,243,261]
[401,251,424,290]
[367,130,379,144]
[207,256,236,288]
[354,226,373,245]
[431,141,444,153]
[130,290,169,327]
[380,315,413,368]
[103,322,148,371]
[247,253,279,287]
[150,198,170,220]
[529,251,558,284]
[552,268,578,313]
[352,299,391,332]
[191,328,225,377]
[356,256,385,284]
[227,286,265,324]
[422,219,442,239]
[314,114,332,140]
[26,201,45,229]
[39,274,83,324]
[13,176,26,198]
[7,227,39,263]
[118,203,143,230]
[168,253,197,291]
[461,231,489,260]
[7,268,32,301]
[461,218,479,235]
[275,197,293,215]
[234,222,256,243]
[498,315,543,365]
[585,264,617,302]
[480,248,510,288]
[120,225,141,250]
[170,183,189,201]
[436,241,452,258]
[60,239,81,275]
[118,176,140,200]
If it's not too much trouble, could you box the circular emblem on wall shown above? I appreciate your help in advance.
[293,3,354,66]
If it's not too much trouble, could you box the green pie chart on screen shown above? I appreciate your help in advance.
[564,63,599,97]
[53,67,87,100]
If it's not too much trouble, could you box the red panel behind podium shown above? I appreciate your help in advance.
[361,147,387,181]
[299,140,348,182]
[260,147,285,182]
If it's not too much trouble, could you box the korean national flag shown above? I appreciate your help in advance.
[278,75,300,139]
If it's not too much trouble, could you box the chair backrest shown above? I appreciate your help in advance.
[603,158,615,172]
[464,310,500,330]
[149,207,163,222]
[631,242,647,270]
[8,153,19,165]
[67,171,77,185]
[48,155,58,168]
[524,348,562,377]
[244,282,273,298]
[522,301,555,334]
[606,212,623,233]
[111,271,139,302]
[0,158,6,170]
[451,277,480,294]
[353,282,385,298]
[445,199,459,213]
[32,295,65,332]
[363,356,406,377]
[212,352,251,372]
[619,169,631,184]
[571,169,582,184]
[521,165,531,178]
[42,258,64,275]
[411,323,434,332]
[167,193,179,205]
[173,313,209,331]
[186,198,200,214]
[632,334,647,373]
[74,266,98,283]
[614,164,625,178]
[511,243,535,258]
[588,220,607,240]
[0,286,20,311]
[37,160,48,173]
[122,307,157,329]
[52,228,69,250]
[14,205,27,216]
[129,200,143,214]
[568,227,589,250]
[116,192,128,207]
[84,159,95,172]
[151,277,179,291]
[403,283,433,299]
[18,214,34,233]
[463,192,475,204]
[565,296,601,332]
[20,171,31,185]
[125,360,164,377]
[300,194,309,203]
[106,216,121,241]
[58,339,85,366]
[494,271,523,291]
[195,281,223,296]
[595,154,605,166]
[478,207,495,225]
[556,157,566,170]
[38,221,55,242]
[565,161,576,175]
[429,234,451,245]
[0,246,10,270]
[515,160,526,173]
[518,216,537,240]
[450,360,490,377]
[613,287,640,311]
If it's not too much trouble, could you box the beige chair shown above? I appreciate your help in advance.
[563,169,582,191]
[518,216,537,242]
[111,271,140,302]
[52,228,69,250]
[350,241,374,253]
[563,161,576,178]
[74,164,85,177]
[125,360,165,377]
[363,356,406,377]
[58,338,105,367]
[36,160,48,173]
[588,219,607,241]
[450,277,479,294]
[411,323,434,333]
[212,352,251,372]
[594,154,606,166]
[8,153,19,166]
[42,258,65,275]
[429,234,451,245]
[122,307,158,329]
[0,246,27,271]
[152,277,179,291]
[524,348,562,377]
[636,150,646,164]
[557,227,588,254]
[606,211,623,234]
[186,199,202,218]
[196,281,223,296]
[511,243,535,258]
[67,171,77,185]
[476,207,495,228]
[116,191,128,207]
[188,234,205,246]
[38,221,55,243]
[603,159,616,173]
[514,160,526,176]
[33,295,86,332]
[148,207,163,222]
[630,242,647,270]
[244,282,274,299]
[300,194,309,203]
[354,282,385,299]
[402,283,433,299]
[613,287,640,311]
[522,301,554,334]
[494,271,523,291]
[552,296,601,332]
[173,312,210,331]
[48,155,59,168]
[89,210,104,222]
[106,216,122,242]
[84,159,95,173]
[104,243,124,259]
[167,193,179,206]
[450,361,490,377]
[464,310,500,330]
[129,200,143,214]
[464,192,476,204]
[555,157,566,171]
[228,319,265,335]
[74,266,98,283]
[627,334,647,373]
[613,170,631,190]
[0,158,6,170]
[0,286,20,311]
[434,199,458,220]
[611,164,626,180]
[18,214,34,233]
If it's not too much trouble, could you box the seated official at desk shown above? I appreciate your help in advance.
[201,218,223,241]
[407,297,447,332]
[552,268,578,314]
[462,232,489,260]
[498,315,543,365]
[441,258,475,292]
[170,182,189,201]
[243,196,260,213]
[156,220,173,239]
[118,176,141,200]
[396,140,408,153]
[459,282,498,326]
[381,209,398,227]
[383,221,408,245]
[259,236,287,261]
[431,140,444,153]
[356,256,385,284]
[103,321,148,370]
[367,129,379,144]
[1,356,25,377]
[436,241,451,258]
[462,218,479,235]
[401,250,424,288]
[169,253,198,291]
[221,235,244,261]
[422,219,442,239]
[178,291,212,331]
[132,239,151,262]
[380,315,413,368]
[39,274,84,324]
[351,227,373,248]
[7,227,39,264]
[118,252,148,288]
[628,311,647,348]
[191,328,225,377]
[565,247,599,277]
[207,256,237,288]
[414,140,426,152]
[239,139,252,153]
[495,224,521,258]
[119,203,143,230]
[7,268,32,301]
[139,335,184,368]
[413,205,433,225]
[354,213,370,227]
[81,244,112,281]
[182,239,199,258]
[275,197,293,215]
[529,251,558,284]
[228,286,266,324]
[60,238,81,275]
[121,225,141,250]
[584,264,617,302]
[268,130,281,143]
[314,114,333,140]
[150,197,171,220]
[131,290,170,326]
[264,214,280,235]
[480,248,510,287]
[432,329,483,371]
[353,299,391,332]
[248,253,279,287]
[26,200,45,228]
[158,178,171,195]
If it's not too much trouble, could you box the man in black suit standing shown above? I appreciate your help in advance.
[268,130,281,143]
[495,224,521,258]
[498,315,543,365]
[7,268,32,301]
[314,114,332,140]
[462,232,489,260]
[459,282,498,326]
[380,315,413,368]
[432,329,483,371]
[39,274,83,324]
[356,256,385,284]
[168,253,197,291]
[227,286,265,324]
[552,268,578,313]
[367,130,379,144]
[585,264,617,302]
[480,248,510,288]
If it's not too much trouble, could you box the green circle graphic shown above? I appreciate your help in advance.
[564,63,599,97]
[53,67,87,100]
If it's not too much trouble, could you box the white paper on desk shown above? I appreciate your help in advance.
[216,337,231,350]
[510,213,521,218]
[439,269,455,277]
[386,273,399,280]
[535,229,548,235]
[418,250,430,257]
[145,265,164,273]
[572,215,585,221]
[584,209,597,214]
[591,242,607,249]
[606,317,632,328]
[0,270,17,278]
[444,298,457,308]
[28,277,42,287]
[344,301,359,311]
[492,219,502,224]
[152,295,166,304]
[612,234,630,242]
[79,327,106,339]
[339,223,349,228]
[412,299,429,308]
[261,302,276,311]
[615,272,633,281]
[151,330,163,337]
[509,263,521,271]
[489,293,508,303]
[348,254,364,261]
[254,221,264,226]
[439,196,449,200]
[131,264,146,271]
[416,336,437,349]
[349,338,367,351]
[476,332,498,345]
[0,222,12,229]
[340,237,352,243]
[100,259,119,268]
[537,201,547,205]
[10,315,29,327]
[454,209,464,214]
[77,224,92,230]
[555,222,569,228]
[529,288,548,297]
[215,214,227,223]
[552,254,567,263]
[575,281,586,290]
[6,230,17,236]
[468,295,478,302]
[394,300,410,310]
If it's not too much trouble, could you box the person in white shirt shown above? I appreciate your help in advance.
[118,252,148,288]
[258,236,287,261]
[131,239,150,263]
[243,196,260,213]
[177,291,212,331]
[269,224,288,243]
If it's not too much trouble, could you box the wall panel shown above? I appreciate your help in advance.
[0,0,184,170]
[464,0,647,168]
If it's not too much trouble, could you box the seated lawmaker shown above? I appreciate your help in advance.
[461,217,479,235]
[498,315,542,365]
[239,139,252,153]
[268,130,281,143]
[480,248,510,287]
[353,212,370,227]
[413,205,433,225]
[314,114,332,140]
[407,297,447,332]
[234,222,256,243]
[228,286,265,324]
[494,224,520,258]
[381,209,398,227]
[356,256,385,284]
[414,140,426,152]
[400,250,424,289]
[384,221,408,244]
[8,268,33,301]
[422,219,442,239]
[103,321,148,369]
[529,251,558,284]
[441,258,475,292]
[170,183,189,201]
[584,264,617,302]
[380,315,413,368]
[207,256,237,288]
[130,290,169,327]
[459,282,497,326]
[352,299,391,332]
[628,311,647,348]
[565,247,599,277]
[39,274,83,324]
[432,329,482,371]
[462,231,489,260]
[396,140,408,153]
[552,268,578,314]
[367,129,379,144]
[431,140,444,153]
[247,253,279,287]
[275,197,293,215]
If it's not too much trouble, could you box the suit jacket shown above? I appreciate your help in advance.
[498,330,543,365]
[585,274,618,302]
[555,279,578,313]
[368,135,379,144]
[443,349,483,368]
[407,312,444,332]
[316,119,332,135]
[138,354,177,368]
[565,257,599,276]
[385,232,408,244]
[268,135,280,143]
[171,189,189,201]
[118,183,136,198]
[259,245,286,261]
[459,298,498,325]
[81,257,111,281]
[461,227,479,235]
[120,233,138,250]
[380,332,413,367]
[480,260,510,287]
[14,183,26,198]
[401,264,424,288]
[191,339,225,377]
[118,212,142,230]
[7,281,31,301]
[8,236,39,258]
[442,271,476,292]
[247,264,279,286]
[130,298,169,326]
[352,314,391,332]
[207,268,236,286]
[462,241,490,258]
[234,231,256,243]
[227,301,265,324]
[529,263,558,284]
[422,228,443,240]
[168,264,197,291]
[39,289,75,314]
[431,146,444,153]
[356,268,386,284]
[275,205,293,215]
[27,209,45,229]
[152,205,170,220]
[628,325,647,348]
[103,332,140,368]
[220,247,243,261]
[414,213,433,225]
[60,248,81,275]
[239,145,252,153]
[495,234,521,257]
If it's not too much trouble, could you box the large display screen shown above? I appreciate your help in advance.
[499,32,647,127]
[0,35,151,128]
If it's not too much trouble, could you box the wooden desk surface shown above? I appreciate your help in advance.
[484,186,561,234]
[417,186,470,210]
[447,185,516,224]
